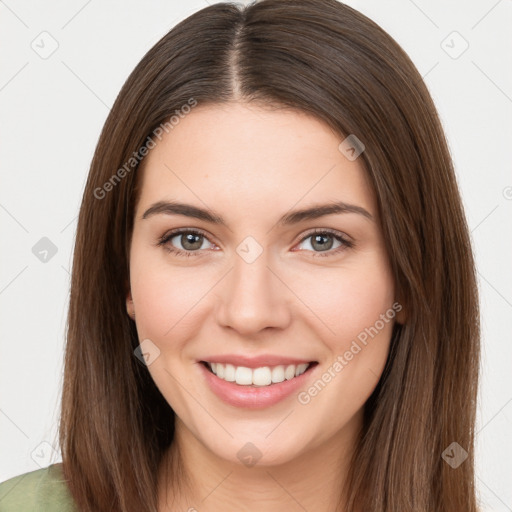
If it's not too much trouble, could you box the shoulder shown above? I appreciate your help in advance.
[0,463,77,512]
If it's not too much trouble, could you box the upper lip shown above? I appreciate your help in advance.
[199,354,317,369]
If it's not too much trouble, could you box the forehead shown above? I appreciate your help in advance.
[135,102,376,222]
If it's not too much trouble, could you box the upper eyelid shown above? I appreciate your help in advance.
[162,227,216,246]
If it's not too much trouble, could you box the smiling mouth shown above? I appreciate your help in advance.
[200,360,318,387]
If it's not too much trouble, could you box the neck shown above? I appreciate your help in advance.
[157,412,362,512]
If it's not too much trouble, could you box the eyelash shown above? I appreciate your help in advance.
[156,228,354,258]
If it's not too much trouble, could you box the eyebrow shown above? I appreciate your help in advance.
[141,200,373,226]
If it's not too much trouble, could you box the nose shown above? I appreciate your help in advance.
[216,249,292,336]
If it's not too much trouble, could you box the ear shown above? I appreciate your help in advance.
[126,289,135,319]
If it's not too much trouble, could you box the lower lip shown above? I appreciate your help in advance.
[198,362,317,409]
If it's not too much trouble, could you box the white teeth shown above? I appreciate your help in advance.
[271,365,285,383]
[253,367,272,386]
[224,364,236,382]
[235,366,253,385]
[284,365,296,380]
[208,362,311,386]
[295,363,309,376]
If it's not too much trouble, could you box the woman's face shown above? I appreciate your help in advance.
[127,102,401,466]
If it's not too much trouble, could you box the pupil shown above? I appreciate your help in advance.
[183,233,202,250]
[312,234,333,251]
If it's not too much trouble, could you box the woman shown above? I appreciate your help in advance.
[0,0,480,510]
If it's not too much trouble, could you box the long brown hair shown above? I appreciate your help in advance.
[59,1,480,510]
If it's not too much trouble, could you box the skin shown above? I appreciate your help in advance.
[126,102,404,512]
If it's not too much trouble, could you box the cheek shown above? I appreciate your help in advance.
[129,246,209,339]
[128,251,207,410]
[293,254,395,347]
[291,253,396,420]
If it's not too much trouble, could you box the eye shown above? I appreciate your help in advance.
[156,229,215,258]
[156,228,353,258]
[294,229,353,257]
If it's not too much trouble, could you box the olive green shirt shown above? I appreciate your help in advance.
[0,463,76,511]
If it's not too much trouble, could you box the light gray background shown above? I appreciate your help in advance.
[1,1,511,510]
